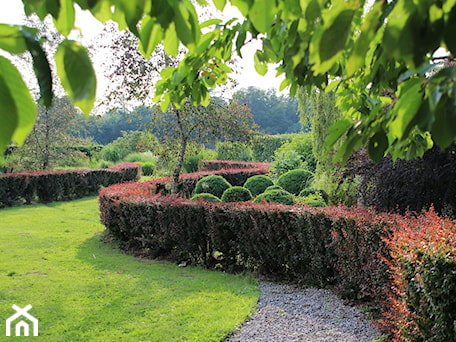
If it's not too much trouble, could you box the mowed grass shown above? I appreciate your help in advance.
[0,197,259,341]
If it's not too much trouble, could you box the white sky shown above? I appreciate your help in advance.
[0,0,284,101]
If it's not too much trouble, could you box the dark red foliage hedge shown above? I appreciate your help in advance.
[198,159,270,171]
[0,163,140,207]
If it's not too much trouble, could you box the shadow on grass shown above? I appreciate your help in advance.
[73,233,259,341]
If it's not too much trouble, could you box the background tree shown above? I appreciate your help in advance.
[234,87,301,134]
[10,97,87,171]
[151,97,256,193]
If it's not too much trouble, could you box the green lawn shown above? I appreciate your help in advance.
[0,197,259,341]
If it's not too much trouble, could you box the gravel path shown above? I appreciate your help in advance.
[223,281,383,342]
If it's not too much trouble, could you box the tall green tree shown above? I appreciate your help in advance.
[2,0,456,163]
[298,87,342,170]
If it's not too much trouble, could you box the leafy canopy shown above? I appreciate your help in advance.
[2,0,456,161]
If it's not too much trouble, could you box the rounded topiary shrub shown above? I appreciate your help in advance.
[254,189,295,205]
[194,175,231,198]
[221,186,253,202]
[299,188,329,204]
[243,175,274,197]
[141,162,155,176]
[276,169,313,195]
[264,185,283,192]
[191,193,221,202]
[296,194,327,207]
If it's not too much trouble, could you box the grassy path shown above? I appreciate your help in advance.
[0,197,259,341]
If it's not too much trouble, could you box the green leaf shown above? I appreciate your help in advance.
[53,0,75,36]
[319,9,356,62]
[23,31,53,108]
[55,40,96,115]
[431,95,456,148]
[213,0,226,11]
[304,0,320,22]
[164,23,179,56]
[367,129,388,163]
[0,24,27,54]
[248,0,276,32]
[0,56,36,150]
[150,0,175,30]
[326,118,352,149]
[200,19,223,29]
[279,78,291,91]
[346,1,382,77]
[196,32,214,55]
[116,0,145,35]
[231,0,252,17]
[173,0,200,47]
[389,78,423,141]
[254,50,268,75]
[139,16,164,59]
[236,29,247,57]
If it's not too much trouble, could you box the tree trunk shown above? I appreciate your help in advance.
[43,108,50,170]
[171,108,187,195]
[171,136,187,195]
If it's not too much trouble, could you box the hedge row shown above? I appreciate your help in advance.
[0,163,141,207]
[99,172,456,341]
[197,159,270,171]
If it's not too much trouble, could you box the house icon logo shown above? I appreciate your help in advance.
[5,304,38,337]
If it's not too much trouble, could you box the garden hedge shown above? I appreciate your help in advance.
[99,168,456,341]
[197,160,270,171]
[0,163,141,207]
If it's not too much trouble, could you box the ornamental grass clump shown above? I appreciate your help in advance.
[243,175,274,197]
[194,175,231,198]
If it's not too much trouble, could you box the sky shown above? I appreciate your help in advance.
[0,0,285,101]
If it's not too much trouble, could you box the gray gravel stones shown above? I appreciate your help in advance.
[223,281,382,342]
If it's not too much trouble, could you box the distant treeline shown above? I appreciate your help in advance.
[76,87,302,144]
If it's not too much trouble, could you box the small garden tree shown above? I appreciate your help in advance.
[152,98,256,193]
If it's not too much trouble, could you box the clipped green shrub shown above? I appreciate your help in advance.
[191,193,221,202]
[141,162,155,176]
[276,169,313,195]
[221,186,253,202]
[299,188,329,204]
[264,185,283,192]
[254,189,295,205]
[296,194,327,207]
[194,175,231,198]
[243,175,274,197]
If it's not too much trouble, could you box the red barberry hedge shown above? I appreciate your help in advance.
[385,207,456,341]
[98,168,456,341]
[0,163,141,207]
